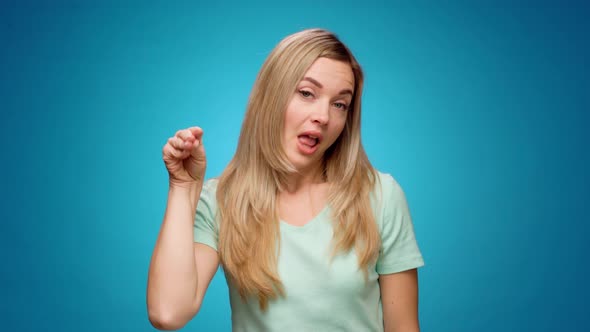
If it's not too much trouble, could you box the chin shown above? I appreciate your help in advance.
[287,154,320,172]
[288,158,310,171]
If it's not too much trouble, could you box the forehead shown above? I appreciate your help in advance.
[302,57,354,90]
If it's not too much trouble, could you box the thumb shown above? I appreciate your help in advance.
[190,137,205,160]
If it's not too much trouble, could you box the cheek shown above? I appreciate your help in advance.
[283,113,295,137]
[283,105,295,129]
[324,122,346,148]
[284,103,304,131]
[332,113,348,135]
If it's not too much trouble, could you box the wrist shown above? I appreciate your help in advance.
[168,181,202,205]
[169,180,198,190]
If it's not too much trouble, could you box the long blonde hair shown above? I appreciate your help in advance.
[216,28,380,310]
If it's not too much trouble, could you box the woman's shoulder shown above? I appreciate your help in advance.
[202,177,220,193]
[373,170,404,198]
[198,177,220,211]
[370,170,409,223]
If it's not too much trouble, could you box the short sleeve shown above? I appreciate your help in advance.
[375,173,425,274]
[194,178,220,251]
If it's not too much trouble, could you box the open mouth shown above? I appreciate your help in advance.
[298,134,320,148]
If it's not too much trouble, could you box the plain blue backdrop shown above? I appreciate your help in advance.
[1,1,588,331]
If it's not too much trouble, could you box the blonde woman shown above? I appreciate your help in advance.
[147,29,425,331]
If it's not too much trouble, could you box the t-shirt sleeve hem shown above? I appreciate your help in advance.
[194,234,218,252]
[376,257,425,275]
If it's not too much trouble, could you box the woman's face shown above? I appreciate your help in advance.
[283,57,354,173]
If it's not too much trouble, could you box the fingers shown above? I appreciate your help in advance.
[168,136,192,152]
[188,126,204,140]
[162,142,187,160]
[164,127,204,160]
[176,127,203,142]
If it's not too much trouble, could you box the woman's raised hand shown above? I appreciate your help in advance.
[162,127,206,187]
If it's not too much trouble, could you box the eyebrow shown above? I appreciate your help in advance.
[302,76,353,96]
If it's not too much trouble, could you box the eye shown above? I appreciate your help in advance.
[298,90,314,98]
[333,102,349,111]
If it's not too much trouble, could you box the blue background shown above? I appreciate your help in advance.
[1,1,588,331]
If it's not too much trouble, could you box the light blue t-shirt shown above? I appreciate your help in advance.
[194,171,425,331]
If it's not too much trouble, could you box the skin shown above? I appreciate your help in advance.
[147,127,219,330]
[380,269,421,331]
[147,58,420,331]
[280,57,353,225]
[282,57,353,183]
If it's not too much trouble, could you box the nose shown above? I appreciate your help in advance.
[310,101,330,125]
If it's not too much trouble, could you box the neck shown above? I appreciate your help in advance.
[283,162,325,193]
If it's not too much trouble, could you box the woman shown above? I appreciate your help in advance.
[147,28,424,331]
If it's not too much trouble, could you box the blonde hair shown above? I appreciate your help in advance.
[216,28,379,310]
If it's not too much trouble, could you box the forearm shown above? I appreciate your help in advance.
[147,183,202,327]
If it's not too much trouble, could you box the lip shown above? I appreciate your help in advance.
[298,130,323,144]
